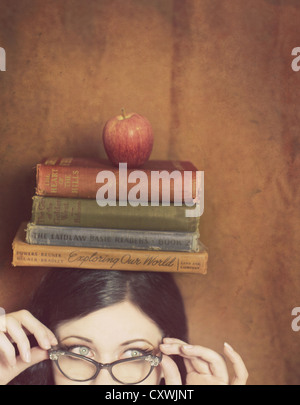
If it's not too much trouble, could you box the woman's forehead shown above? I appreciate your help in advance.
[55,301,163,348]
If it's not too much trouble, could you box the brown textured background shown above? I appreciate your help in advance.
[0,0,299,385]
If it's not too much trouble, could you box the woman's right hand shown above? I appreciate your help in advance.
[0,309,58,385]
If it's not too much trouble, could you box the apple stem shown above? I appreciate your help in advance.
[121,108,127,119]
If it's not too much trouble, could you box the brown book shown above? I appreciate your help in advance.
[12,222,208,274]
[35,157,199,203]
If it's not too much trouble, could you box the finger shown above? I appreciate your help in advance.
[162,338,229,381]
[2,347,49,385]
[11,310,57,349]
[183,356,211,375]
[180,345,229,383]
[0,332,16,367]
[160,355,182,385]
[161,343,210,374]
[223,343,248,385]
[163,337,188,345]
[161,337,193,355]
[14,347,48,376]
[5,316,31,363]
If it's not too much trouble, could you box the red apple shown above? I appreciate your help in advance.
[102,109,154,168]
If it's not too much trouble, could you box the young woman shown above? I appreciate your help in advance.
[0,268,248,385]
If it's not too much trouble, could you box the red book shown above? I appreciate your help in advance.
[36,157,200,203]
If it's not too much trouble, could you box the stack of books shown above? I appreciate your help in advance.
[12,157,208,274]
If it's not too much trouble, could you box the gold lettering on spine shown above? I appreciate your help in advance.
[50,169,58,193]
[64,175,71,188]
[71,170,79,194]
[44,174,50,187]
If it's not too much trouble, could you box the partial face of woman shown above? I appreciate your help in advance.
[52,301,164,385]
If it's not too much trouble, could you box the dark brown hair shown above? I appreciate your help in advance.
[10,268,188,385]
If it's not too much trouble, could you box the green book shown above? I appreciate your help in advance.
[31,196,199,232]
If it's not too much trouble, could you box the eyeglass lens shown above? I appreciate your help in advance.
[112,357,152,384]
[58,354,97,381]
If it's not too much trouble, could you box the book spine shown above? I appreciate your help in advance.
[31,196,199,233]
[36,161,197,203]
[25,223,200,252]
[36,163,100,199]
[13,226,208,274]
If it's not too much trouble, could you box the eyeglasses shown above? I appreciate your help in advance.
[49,349,162,385]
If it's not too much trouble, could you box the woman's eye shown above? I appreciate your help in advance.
[69,346,92,357]
[130,349,142,357]
[122,348,147,359]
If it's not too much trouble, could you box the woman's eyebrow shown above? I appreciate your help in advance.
[120,339,154,347]
[60,335,94,343]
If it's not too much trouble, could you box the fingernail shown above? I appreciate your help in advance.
[182,345,193,350]
[24,350,31,363]
[224,342,234,352]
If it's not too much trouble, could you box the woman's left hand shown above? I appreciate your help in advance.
[159,337,248,385]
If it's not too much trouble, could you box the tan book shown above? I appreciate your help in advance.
[12,222,208,274]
